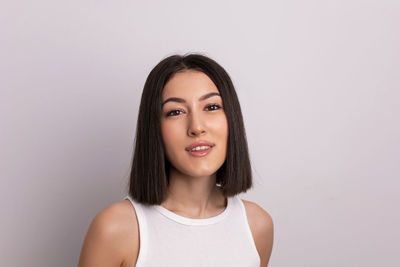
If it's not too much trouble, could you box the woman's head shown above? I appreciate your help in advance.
[160,69,228,182]
[129,53,253,204]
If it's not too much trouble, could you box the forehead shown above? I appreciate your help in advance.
[162,70,219,99]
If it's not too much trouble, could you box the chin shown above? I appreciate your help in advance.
[181,166,218,178]
[169,157,225,178]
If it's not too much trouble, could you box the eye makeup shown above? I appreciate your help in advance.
[164,103,223,117]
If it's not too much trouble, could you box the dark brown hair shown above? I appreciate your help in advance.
[129,53,253,205]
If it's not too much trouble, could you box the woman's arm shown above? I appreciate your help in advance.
[242,199,274,267]
[256,208,274,266]
[78,201,139,267]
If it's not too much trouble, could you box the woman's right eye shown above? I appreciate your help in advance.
[166,110,183,117]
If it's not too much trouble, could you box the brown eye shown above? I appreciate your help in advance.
[166,109,183,117]
[205,104,222,111]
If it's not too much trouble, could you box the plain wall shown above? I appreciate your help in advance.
[1,0,399,266]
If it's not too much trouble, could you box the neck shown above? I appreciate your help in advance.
[162,168,226,218]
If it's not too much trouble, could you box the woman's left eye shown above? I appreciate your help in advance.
[205,104,222,111]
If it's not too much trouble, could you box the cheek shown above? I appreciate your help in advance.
[161,121,182,152]
[213,115,229,139]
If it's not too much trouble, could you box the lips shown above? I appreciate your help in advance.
[185,141,215,151]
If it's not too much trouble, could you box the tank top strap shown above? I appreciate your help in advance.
[124,195,149,267]
[234,195,260,260]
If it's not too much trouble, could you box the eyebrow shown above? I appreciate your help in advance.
[161,92,221,107]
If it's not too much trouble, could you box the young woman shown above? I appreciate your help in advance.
[78,54,274,267]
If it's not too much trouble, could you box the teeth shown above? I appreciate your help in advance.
[191,145,211,152]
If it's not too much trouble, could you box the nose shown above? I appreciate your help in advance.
[187,111,206,137]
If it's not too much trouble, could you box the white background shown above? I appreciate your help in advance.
[1,0,399,266]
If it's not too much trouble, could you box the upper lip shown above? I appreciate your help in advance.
[185,141,215,151]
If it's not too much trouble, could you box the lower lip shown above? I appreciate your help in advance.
[187,146,213,157]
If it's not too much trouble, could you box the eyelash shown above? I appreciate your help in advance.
[165,104,222,117]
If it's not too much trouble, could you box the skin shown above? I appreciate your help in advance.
[159,69,229,217]
[78,70,274,267]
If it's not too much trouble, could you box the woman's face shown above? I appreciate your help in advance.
[160,70,228,178]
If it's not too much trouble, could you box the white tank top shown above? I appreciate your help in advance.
[124,194,261,267]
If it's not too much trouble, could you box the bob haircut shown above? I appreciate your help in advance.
[129,53,253,205]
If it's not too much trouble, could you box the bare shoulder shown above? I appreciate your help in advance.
[78,199,139,267]
[241,198,274,267]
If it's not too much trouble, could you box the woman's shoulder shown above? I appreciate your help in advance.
[91,199,139,241]
[240,198,274,266]
[240,198,273,222]
[78,199,139,267]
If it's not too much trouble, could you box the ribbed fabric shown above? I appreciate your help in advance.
[124,194,261,267]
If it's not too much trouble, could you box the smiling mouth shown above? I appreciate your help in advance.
[186,146,214,157]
